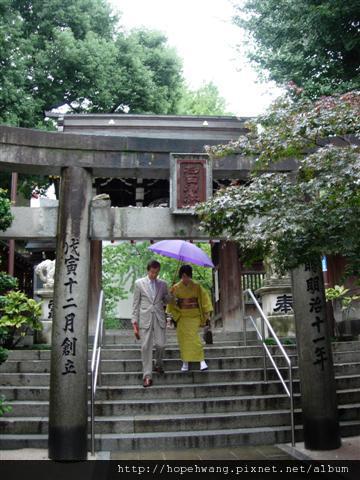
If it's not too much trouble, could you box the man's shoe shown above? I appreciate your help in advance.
[181,362,189,372]
[143,377,152,387]
[154,365,164,374]
[200,360,208,371]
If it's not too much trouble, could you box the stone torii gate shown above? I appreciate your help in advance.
[0,118,257,460]
[0,118,340,459]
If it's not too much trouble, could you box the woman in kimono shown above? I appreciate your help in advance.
[167,264,213,371]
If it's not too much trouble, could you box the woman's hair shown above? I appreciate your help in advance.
[179,264,193,278]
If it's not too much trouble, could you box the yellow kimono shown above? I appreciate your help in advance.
[166,280,213,362]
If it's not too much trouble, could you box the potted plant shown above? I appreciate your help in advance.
[0,290,42,348]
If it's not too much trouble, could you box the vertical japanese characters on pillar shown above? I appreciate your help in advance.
[304,260,328,371]
[61,237,80,376]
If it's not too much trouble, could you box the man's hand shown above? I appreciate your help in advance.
[132,321,140,340]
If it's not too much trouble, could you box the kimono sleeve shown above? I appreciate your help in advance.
[199,284,213,315]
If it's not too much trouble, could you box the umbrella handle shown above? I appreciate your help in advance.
[172,260,182,285]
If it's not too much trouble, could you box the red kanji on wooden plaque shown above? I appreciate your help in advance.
[177,157,207,208]
[170,153,211,213]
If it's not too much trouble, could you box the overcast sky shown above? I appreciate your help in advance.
[108,0,282,117]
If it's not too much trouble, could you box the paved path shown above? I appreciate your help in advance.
[1,436,359,461]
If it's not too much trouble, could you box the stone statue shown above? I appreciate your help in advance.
[35,259,56,289]
[263,252,282,281]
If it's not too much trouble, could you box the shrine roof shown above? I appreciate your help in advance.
[60,113,249,141]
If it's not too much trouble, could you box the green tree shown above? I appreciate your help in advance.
[0,0,184,128]
[233,0,360,97]
[177,82,231,115]
[197,91,360,275]
[0,188,13,231]
[0,0,185,197]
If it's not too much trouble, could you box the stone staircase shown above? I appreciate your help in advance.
[1,330,360,451]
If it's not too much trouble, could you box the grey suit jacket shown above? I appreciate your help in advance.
[132,277,171,329]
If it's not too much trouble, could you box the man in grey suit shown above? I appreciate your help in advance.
[132,259,172,387]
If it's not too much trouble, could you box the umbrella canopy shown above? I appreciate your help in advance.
[148,240,214,268]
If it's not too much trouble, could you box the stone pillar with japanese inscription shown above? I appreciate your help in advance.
[48,167,92,461]
[291,259,341,450]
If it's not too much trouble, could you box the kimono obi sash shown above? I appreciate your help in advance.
[177,297,199,309]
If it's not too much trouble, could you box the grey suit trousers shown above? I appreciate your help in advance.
[140,316,166,379]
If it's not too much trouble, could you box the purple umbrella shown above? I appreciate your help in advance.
[148,240,214,268]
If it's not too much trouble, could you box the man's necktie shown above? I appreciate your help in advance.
[150,280,156,298]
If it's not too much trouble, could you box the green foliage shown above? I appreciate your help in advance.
[177,82,231,115]
[120,29,184,114]
[325,285,360,311]
[197,91,360,275]
[0,272,18,295]
[0,189,13,231]
[0,172,52,203]
[233,0,360,98]
[0,395,12,416]
[0,1,185,198]
[102,241,213,322]
[0,1,184,128]
[104,317,121,330]
[206,91,360,163]
[0,290,42,348]
[0,346,8,364]
[325,285,350,302]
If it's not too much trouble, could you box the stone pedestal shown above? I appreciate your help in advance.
[34,288,54,344]
[256,277,295,338]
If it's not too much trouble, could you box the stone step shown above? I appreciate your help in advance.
[5,340,360,361]
[1,337,359,452]
[68,420,360,451]
[3,403,360,436]
[2,362,360,387]
[102,330,257,344]
[1,356,299,373]
[331,340,360,352]
[6,344,297,360]
[2,374,360,402]
[0,409,301,435]
[1,421,359,451]
[98,349,360,363]
[1,354,297,372]
[5,406,360,438]
[4,388,360,417]
[3,353,360,374]
[102,330,359,347]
